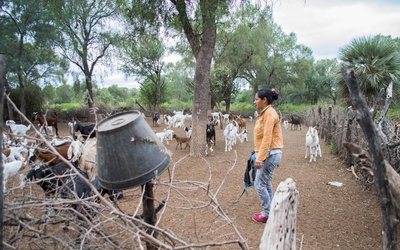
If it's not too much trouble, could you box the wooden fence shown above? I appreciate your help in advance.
[292,105,400,187]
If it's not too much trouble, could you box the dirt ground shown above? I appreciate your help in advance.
[8,117,400,249]
[142,116,399,250]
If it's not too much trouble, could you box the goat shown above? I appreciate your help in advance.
[205,140,214,156]
[155,132,168,144]
[152,113,160,127]
[283,120,289,129]
[3,160,25,192]
[25,161,96,229]
[223,122,237,152]
[235,117,246,132]
[254,111,259,120]
[184,126,192,138]
[172,134,191,150]
[206,123,216,145]
[239,129,248,143]
[305,126,322,162]
[73,121,96,140]
[163,129,174,141]
[290,115,302,130]
[31,112,59,137]
[5,120,31,138]
[2,146,27,163]
[51,137,73,146]
[29,141,72,167]
[67,140,123,201]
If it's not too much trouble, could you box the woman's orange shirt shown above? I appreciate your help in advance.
[253,105,284,162]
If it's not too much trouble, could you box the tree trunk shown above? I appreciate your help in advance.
[175,0,217,156]
[0,54,6,248]
[17,71,26,122]
[191,51,212,156]
[225,98,231,114]
[342,67,397,250]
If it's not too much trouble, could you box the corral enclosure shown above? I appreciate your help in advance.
[3,112,400,249]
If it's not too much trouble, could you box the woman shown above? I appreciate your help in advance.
[252,88,283,223]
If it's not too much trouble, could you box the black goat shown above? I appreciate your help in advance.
[290,115,302,130]
[206,123,216,145]
[91,176,123,202]
[26,161,95,220]
[73,121,96,140]
[152,113,159,127]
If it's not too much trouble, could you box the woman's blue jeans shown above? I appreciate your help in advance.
[252,150,282,217]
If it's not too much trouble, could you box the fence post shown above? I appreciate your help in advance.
[327,105,332,144]
[259,178,299,250]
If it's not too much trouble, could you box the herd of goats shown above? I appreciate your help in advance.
[2,112,123,211]
[1,111,321,212]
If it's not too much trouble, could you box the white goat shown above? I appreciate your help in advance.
[221,114,230,124]
[2,146,28,163]
[67,140,97,181]
[283,120,289,129]
[163,129,174,141]
[305,126,322,162]
[223,122,237,152]
[51,137,73,146]
[239,129,248,143]
[184,127,192,138]
[3,160,25,192]
[155,132,169,144]
[5,120,31,138]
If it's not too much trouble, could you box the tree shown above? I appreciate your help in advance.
[47,0,122,112]
[235,7,313,105]
[337,35,400,106]
[120,33,167,111]
[124,0,230,156]
[0,0,67,120]
[304,58,339,105]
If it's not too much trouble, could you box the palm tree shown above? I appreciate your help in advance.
[336,35,400,106]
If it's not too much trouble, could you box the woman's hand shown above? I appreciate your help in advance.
[254,160,263,169]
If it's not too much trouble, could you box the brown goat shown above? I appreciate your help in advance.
[31,112,59,137]
[172,134,191,150]
[30,142,72,166]
[236,117,246,132]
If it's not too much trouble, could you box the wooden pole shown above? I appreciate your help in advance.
[259,178,299,250]
[142,182,157,250]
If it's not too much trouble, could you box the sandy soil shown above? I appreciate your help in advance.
[7,117,399,250]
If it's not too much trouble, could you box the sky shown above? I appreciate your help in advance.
[98,0,400,88]
[272,0,400,60]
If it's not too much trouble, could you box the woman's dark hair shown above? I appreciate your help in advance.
[257,88,279,104]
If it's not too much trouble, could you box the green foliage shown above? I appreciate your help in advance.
[338,35,400,106]
[55,84,74,104]
[276,104,307,113]
[161,99,191,111]
[235,89,254,103]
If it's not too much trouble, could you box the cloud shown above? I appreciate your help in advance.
[273,0,400,59]
[97,73,140,89]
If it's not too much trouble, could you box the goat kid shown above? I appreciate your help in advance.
[305,126,322,162]
[3,160,25,192]
[206,123,216,145]
[5,120,31,138]
[173,134,191,150]
[239,129,248,143]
